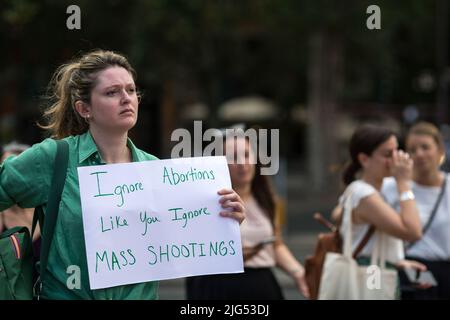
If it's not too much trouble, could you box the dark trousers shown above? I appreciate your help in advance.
[186,267,284,300]
[400,257,450,300]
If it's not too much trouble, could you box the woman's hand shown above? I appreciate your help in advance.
[396,259,433,289]
[391,150,414,185]
[291,267,310,299]
[396,259,427,272]
[217,189,245,224]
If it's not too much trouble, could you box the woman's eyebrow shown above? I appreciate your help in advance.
[102,83,135,90]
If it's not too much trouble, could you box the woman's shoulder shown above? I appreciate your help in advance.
[134,148,159,161]
[124,138,159,161]
[14,138,58,163]
[24,136,79,164]
[341,180,378,209]
[347,179,377,195]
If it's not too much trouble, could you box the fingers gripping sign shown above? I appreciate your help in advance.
[217,188,246,224]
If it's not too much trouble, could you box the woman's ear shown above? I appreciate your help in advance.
[357,152,369,169]
[74,100,91,119]
[439,153,446,166]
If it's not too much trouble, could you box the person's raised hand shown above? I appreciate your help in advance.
[391,149,413,184]
[217,189,245,224]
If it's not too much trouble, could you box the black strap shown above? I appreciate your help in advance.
[353,225,376,258]
[339,192,376,258]
[406,174,447,250]
[31,205,43,239]
[35,139,69,292]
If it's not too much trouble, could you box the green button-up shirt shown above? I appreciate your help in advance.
[0,131,159,299]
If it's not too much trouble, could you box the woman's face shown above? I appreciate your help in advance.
[406,133,443,175]
[225,138,256,188]
[361,135,398,179]
[88,66,138,133]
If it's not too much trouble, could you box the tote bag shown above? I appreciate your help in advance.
[318,191,398,300]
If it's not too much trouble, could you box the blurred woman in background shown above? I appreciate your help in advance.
[382,122,450,299]
[186,135,310,300]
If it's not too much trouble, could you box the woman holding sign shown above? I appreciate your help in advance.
[0,50,245,300]
[186,135,310,299]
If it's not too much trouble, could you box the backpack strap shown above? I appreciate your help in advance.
[31,204,43,239]
[34,139,69,294]
[352,225,376,259]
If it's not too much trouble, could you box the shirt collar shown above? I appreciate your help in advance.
[78,131,140,164]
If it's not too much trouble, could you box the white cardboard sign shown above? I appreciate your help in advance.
[77,156,243,290]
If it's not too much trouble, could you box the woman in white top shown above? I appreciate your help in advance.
[332,124,427,297]
[186,135,310,299]
[382,122,450,299]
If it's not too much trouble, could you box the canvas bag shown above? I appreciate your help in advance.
[318,191,398,300]
[305,211,375,299]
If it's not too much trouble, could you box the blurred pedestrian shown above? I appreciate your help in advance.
[186,135,310,300]
[382,122,450,299]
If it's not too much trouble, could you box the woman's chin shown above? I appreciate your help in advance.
[119,118,138,131]
[104,120,137,133]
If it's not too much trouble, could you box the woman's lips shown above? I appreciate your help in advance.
[120,109,134,115]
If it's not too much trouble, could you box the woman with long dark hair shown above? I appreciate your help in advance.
[186,135,309,300]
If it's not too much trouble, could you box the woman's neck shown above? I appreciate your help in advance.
[361,172,383,191]
[234,184,252,201]
[89,128,131,163]
[413,170,443,187]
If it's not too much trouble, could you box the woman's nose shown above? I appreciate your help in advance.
[413,148,424,158]
[121,90,132,104]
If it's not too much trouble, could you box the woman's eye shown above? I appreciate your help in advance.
[106,90,117,96]
[127,88,136,94]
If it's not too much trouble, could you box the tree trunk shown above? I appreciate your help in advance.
[436,0,449,124]
[307,31,344,192]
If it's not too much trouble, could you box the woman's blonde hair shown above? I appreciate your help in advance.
[407,122,445,151]
[39,50,137,139]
